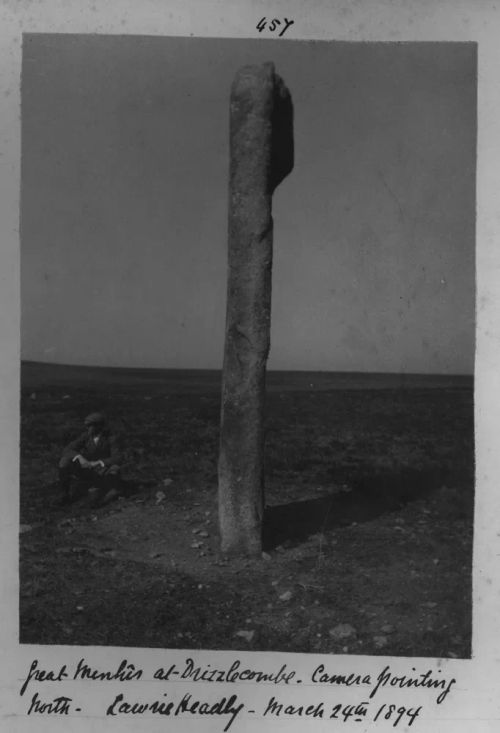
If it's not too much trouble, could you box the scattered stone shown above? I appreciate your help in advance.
[279,591,293,602]
[149,552,163,559]
[192,528,201,534]
[62,394,71,399]
[329,624,356,641]
[155,491,166,504]
[20,524,32,534]
[76,606,84,612]
[448,651,459,659]
[30,393,36,400]
[162,478,173,487]
[191,541,203,549]
[381,624,395,634]
[199,531,209,538]
[422,601,437,609]
[235,630,255,643]
[374,635,388,648]
[261,552,272,561]
[433,558,439,565]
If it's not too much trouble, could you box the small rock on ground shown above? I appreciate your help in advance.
[235,630,255,643]
[329,623,356,641]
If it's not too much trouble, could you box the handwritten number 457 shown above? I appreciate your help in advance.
[257,17,294,37]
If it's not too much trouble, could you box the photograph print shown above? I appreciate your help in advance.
[20,34,476,657]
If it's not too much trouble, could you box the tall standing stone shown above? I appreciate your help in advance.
[218,63,294,556]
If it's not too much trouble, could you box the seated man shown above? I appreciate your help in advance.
[58,412,122,506]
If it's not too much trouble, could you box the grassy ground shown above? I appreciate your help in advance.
[19,362,474,656]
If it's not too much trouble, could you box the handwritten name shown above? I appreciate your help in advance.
[106,691,244,731]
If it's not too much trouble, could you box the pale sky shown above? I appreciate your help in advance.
[21,35,476,373]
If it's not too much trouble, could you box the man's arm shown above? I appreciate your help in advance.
[62,432,88,459]
[99,434,122,468]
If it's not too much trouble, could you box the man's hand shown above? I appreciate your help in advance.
[89,460,106,474]
[74,455,91,468]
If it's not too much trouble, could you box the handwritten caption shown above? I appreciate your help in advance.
[256,17,294,37]
[20,656,457,730]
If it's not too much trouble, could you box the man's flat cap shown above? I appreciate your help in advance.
[84,412,106,426]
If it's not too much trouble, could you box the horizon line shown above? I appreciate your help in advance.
[21,359,474,380]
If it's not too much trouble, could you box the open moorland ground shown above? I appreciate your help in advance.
[19,361,474,657]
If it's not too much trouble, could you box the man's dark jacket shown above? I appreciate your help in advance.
[62,431,122,468]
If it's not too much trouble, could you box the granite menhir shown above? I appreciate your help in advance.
[218,62,294,556]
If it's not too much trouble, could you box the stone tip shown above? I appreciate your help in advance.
[231,62,277,94]
[236,61,276,77]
